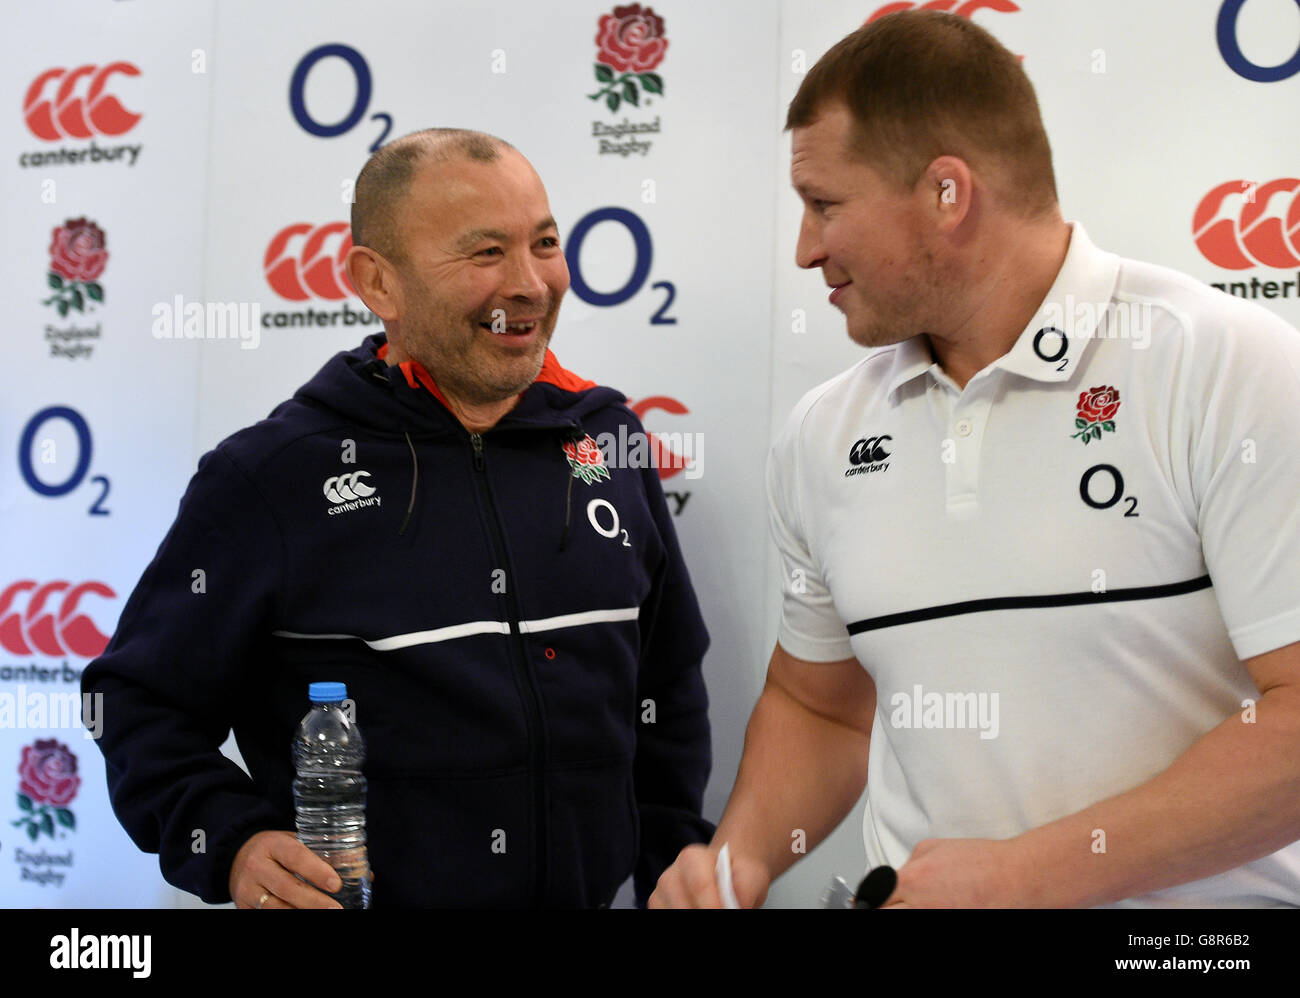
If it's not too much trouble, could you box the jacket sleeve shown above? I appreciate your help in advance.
[81,444,291,904]
[631,456,715,906]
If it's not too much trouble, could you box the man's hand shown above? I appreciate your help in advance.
[229,830,343,909]
[882,837,1028,908]
[648,843,772,908]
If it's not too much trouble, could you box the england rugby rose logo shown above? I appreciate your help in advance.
[589,4,667,112]
[563,434,611,485]
[1071,385,1120,445]
[13,739,78,841]
[43,218,107,316]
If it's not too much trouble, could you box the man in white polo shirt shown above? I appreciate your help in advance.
[650,10,1300,907]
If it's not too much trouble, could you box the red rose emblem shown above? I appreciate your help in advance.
[1070,385,1120,445]
[563,434,612,484]
[564,436,605,467]
[19,738,80,807]
[1077,386,1120,423]
[596,4,668,73]
[49,218,108,283]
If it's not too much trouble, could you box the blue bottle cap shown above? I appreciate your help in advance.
[308,682,347,703]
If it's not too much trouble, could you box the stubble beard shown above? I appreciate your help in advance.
[404,296,558,406]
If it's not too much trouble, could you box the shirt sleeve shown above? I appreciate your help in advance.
[1188,300,1300,661]
[767,399,855,663]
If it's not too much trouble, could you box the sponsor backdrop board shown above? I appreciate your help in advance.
[1,0,1297,908]
[0,0,217,906]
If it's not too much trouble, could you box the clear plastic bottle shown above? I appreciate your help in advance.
[292,681,371,909]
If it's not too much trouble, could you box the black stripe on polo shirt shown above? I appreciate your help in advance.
[845,575,1213,636]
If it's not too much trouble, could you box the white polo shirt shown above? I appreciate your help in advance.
[769,222,1300,906]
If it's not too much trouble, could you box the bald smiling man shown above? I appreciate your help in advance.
[84,129,715,909]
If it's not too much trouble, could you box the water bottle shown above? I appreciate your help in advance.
[292,682,371,909]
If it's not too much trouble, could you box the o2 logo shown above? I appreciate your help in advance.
[289,44,393,151]
[1079,464,1138,518]
[1217,0,1300,82]
[565,208,677,325]
[18,406,111,516]
[587,498,632,547]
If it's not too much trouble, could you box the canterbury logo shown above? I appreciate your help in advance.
[24,63,142,141]
[265,223,356,301]
[1193,179,1300,270]
[628,395,691,480]
[849,435,892,465]
[0,580,115,658]
[323,471,376,504]
[867,0,1019,23]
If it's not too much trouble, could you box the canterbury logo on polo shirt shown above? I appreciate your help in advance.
[845,434,893,477]
[323,470,381,514]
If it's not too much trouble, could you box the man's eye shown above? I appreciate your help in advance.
[813,199,832,212]
[539,236,560,249]
[477,247,503,257]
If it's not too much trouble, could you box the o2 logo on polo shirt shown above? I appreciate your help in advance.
[565,207,677,325]
[1217,0,1300,82]
[1079,464,1138,517]
[18,406,112,516]
[289,44,393,151]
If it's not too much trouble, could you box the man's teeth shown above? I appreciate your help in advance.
[482,321,536,334]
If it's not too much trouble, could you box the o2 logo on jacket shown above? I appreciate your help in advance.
[565,207,676,324]
[24,62,141,140]
[1193,178,1300,269]
[1217,0,1300,82]
[265,222,356,300]
[18,406,111,516]
[290,44,393,151]
[0,580,114,658]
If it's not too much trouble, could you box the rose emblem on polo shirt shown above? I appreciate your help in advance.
[563,434,611,485]
[1071,385,1120,445]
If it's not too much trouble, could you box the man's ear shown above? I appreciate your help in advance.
[921,155,973,231]
[345,245,400,322]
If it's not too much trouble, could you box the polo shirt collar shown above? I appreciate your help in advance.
[884,221,1121,396]
[994,221,1121,383]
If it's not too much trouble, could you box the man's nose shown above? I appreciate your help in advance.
[795,212,825,270]
[504,250,548,298]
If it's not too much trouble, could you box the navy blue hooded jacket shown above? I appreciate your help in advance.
[83,333,713,906]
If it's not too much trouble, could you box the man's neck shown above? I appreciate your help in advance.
[927,218,1072,390]
[385,343,521,433]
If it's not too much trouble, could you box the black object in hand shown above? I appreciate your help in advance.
[853,865,897,908]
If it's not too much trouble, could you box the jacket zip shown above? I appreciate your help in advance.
[470,430,549,905]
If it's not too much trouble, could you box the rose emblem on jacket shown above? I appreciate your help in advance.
[563,434,611,484]
[589,5,667,113]
[1071,385,1120,445]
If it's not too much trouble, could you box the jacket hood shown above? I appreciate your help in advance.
[292,332,627,437]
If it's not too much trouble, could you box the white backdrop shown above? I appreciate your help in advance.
[2,0,1297,908]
